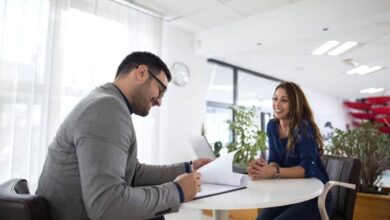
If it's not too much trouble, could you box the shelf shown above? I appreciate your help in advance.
[371,107,390,115]
[344,101,372,110]
[349,112,375,120]
[344,96,390,134]
[365,96,390,105]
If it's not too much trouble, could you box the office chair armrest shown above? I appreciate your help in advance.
[0,179,29,194]
[0,193,50,220]
[318,180,356,220]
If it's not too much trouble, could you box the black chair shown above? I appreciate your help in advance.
[0,178,50,220]
[318,155,361,220]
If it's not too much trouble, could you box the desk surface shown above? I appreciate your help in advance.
[181,178,323,210]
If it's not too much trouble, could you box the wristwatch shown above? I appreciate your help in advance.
[189,161,194,172]
[273,166,280,179]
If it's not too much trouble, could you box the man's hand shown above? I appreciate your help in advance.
[174,172,202,202]
[192,158,213,170]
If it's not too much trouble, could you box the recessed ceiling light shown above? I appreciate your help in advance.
[360,88,384,94]
[358,66,383,75]
[328,41,358,56]
[312,41,340,55]
[345,65,369,75]
[345,65,383,75]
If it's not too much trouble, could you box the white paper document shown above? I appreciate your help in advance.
[188,136,216,159]
[195,150,248,199]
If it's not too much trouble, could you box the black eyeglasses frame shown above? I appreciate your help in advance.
[147,69,167,99]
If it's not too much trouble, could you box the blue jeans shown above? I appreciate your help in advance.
[257,195,332,220]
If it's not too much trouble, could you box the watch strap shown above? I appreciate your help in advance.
[273,166,280,179]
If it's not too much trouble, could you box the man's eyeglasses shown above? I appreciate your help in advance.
[148,70,167,99]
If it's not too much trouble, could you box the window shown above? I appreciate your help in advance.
[0,0,162,189]
[205,59,281,146]
[205,105,233,147]
[206,64,234,104]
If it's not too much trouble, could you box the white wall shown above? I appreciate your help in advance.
[303,85,351,132]
[158,23,351,164]
[159,22,209,164]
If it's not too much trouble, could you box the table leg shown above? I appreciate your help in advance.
[212,210,229,220]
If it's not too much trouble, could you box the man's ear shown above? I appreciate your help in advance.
[136,65,147,80]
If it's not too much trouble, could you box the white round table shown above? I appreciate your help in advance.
[181,178,324,220]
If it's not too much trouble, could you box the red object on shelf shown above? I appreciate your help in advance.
[371,107,390,115]
[349,112,374,120]
[379,126,390,134]
[344,96,390,134]
[343,101,372,110]
[375,116,390,124]
[365,96,390,104]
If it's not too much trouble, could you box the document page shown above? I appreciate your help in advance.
[195,150,248,199]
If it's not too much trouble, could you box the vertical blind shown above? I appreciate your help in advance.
[0,0,163,190]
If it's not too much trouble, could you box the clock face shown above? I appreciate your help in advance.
[171,62,190,86]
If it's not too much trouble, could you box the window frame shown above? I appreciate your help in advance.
[206,59,282,143]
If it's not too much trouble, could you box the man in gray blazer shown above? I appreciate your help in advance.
[36,51,210,220]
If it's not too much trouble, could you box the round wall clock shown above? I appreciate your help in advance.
[171,62,190,86]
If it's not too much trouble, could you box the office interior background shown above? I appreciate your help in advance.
[0,0,389,218]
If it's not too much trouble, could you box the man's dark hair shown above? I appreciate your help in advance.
[115,51,171,81]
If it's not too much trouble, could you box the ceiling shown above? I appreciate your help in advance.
[130,0,390,100]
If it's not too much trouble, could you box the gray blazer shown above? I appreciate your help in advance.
[36,83,186,220]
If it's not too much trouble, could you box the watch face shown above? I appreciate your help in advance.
[171,62,190,86]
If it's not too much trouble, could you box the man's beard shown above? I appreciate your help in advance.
[132,83,152,117]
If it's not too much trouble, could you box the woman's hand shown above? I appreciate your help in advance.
[247,160,277,180]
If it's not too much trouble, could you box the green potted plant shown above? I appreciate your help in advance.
[226,106,267,169]
[328,121,390,193]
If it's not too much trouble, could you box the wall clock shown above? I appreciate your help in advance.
[171,62,190,86]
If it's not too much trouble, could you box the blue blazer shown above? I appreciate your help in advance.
[267,119,329,183]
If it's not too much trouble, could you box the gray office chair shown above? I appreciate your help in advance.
[318,155,361,220]
[0,178,50,220]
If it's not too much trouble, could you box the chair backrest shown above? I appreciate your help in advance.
[322,155,361,220]
[0,178,50,220]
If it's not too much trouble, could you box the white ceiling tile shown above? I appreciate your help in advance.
[187,4,243,28]
[160,0,219,15]
[224,0,291,16]
[133,0,220,18]
[168,17,207,32]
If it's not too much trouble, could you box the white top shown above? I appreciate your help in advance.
[181,178,323,210]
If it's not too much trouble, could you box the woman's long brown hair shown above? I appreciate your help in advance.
[274,82,324,155]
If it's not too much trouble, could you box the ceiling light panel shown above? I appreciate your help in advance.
[358,66,383,75]
[327,41,358,56]
[345,65,384,75]
[360,88,384,94]
[312,41,340,55]
[345,65,369,75]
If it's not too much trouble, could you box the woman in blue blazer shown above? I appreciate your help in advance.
[247,81,332,220]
